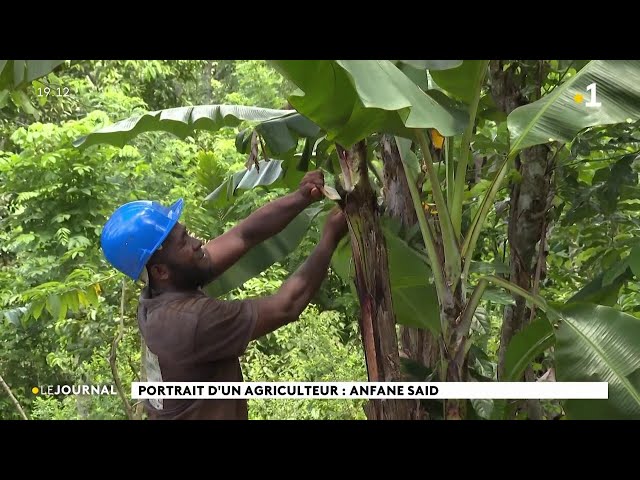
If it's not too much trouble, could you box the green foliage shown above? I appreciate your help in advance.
[0,61,65,121]
[501,318,554,382]
[205,206,323,298]
[431,61,488,104]
[223,60,293,109]
[30,328,141,420]
[233,274,366,420]
[270,60,469,146]
[0,59,366,421]
[4,59,640,421]
[330,220,440,333]
[0,60,228,420]
[72,105,300,150]
[244,311,368,420]
[546,121,640,312]
[554,302,640,419]
[484,274,640,419]
[0,60,65,91]
[70,60,207,111]
[508,60,640,152]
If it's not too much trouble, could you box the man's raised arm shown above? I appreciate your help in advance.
[249,207,349,339]
[203,170,325,278]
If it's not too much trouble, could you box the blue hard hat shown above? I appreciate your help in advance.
[100,198,184,280]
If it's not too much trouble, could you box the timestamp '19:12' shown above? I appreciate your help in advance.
[37,87,70,97]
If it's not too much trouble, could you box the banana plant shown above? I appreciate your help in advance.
[269,60,640,420]
[75,60,640,419]
[484,274,640,420]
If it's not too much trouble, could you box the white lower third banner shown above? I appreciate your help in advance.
[131,382,608,400]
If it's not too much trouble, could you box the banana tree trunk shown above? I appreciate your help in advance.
[337,140,411,420]
[442,299,466,420]
[382,133,466,420]
[490,60,553,420]
[381,134,439,420]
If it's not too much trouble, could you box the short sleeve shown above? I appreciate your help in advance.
[193,297,258,362]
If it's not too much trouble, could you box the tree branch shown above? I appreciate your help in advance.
[0,372,28,420]
[109,278,134,420]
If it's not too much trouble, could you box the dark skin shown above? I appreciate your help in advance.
[147,170,349,340]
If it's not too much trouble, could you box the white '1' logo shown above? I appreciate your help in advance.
[585,82,601,108]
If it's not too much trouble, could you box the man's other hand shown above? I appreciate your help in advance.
[299,170,324,202]
[322,207,349,245]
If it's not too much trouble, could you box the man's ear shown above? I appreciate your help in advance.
[149,263,170,282]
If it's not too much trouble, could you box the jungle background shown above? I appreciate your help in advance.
[1,60,639,420]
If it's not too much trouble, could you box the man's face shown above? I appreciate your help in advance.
[150,223,212,290]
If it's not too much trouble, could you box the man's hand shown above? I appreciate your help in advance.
[322,207,349,245]
[299,170,324,203]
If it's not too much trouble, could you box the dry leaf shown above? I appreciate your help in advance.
[430,129,445,150]
[320,185,342,201]
[245,130,260,172]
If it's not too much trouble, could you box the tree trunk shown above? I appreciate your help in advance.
[201,60,213,104]
[489,60,553,419]
[381,134,439,419]
[337,140,411,420]
[443,300,467,420]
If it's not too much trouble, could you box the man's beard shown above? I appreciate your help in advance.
[166,261,211,290]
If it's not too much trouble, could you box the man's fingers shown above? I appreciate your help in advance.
[300,171,326,201]
[302,170,324,184]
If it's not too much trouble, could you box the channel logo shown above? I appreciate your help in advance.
[32,385,117,395]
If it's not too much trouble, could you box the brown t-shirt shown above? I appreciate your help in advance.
[136,285,257,420]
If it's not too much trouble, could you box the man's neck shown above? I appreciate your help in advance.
[149,283,200,297]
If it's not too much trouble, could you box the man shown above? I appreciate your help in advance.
[100,170,348,420]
